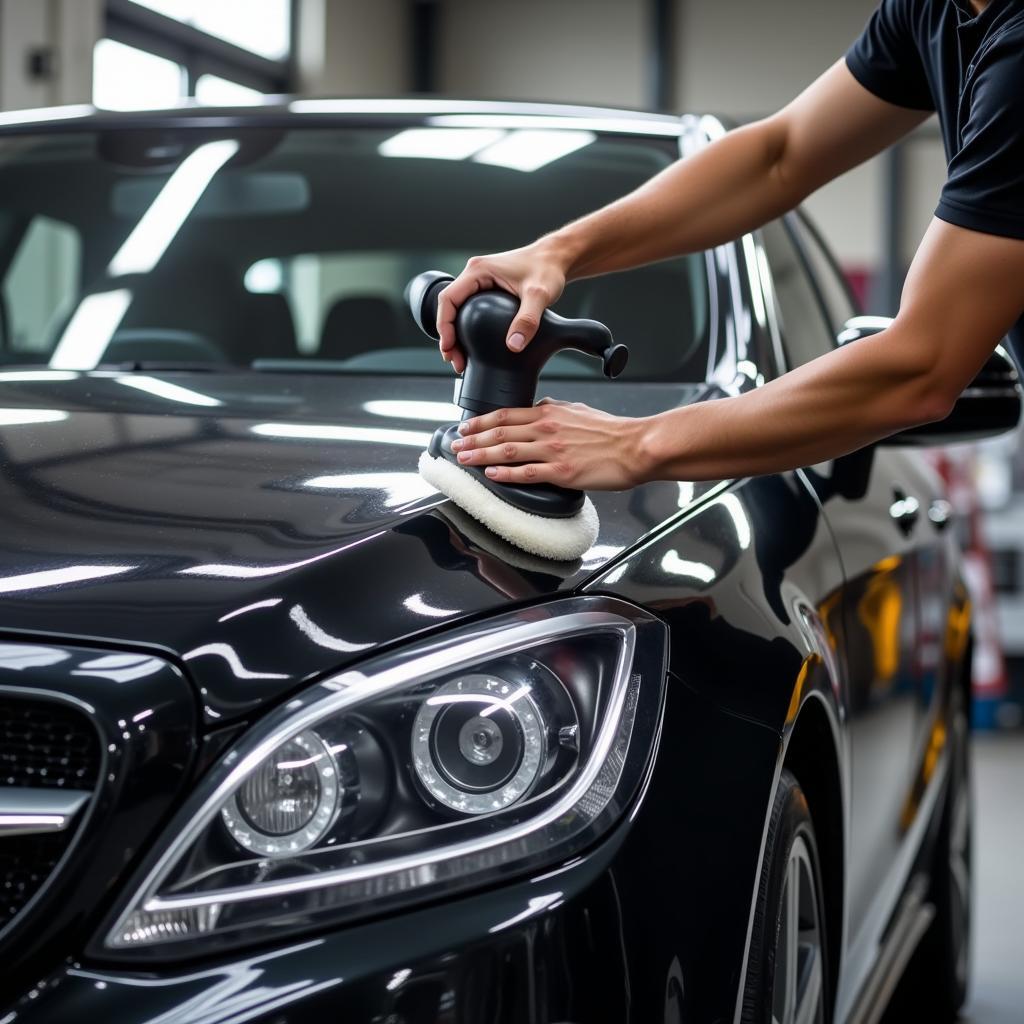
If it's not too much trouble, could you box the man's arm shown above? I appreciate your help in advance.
[449,219,1024,486]
[437,60,928,369]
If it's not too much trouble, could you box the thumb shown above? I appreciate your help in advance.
[506,287,549,353]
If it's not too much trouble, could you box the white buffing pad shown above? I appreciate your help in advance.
[418,451,599,561]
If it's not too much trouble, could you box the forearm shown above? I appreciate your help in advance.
[639,326,953,482]
[542,61,926,283]
[545,117,798,281]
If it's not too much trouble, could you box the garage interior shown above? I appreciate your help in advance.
[0,1,1020,1022]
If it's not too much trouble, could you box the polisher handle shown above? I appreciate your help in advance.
[405,271,629,415]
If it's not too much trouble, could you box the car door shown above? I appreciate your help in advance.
[787,212,957,784]
[759,214,931,993]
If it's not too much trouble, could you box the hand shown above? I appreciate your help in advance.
[436,241,569,374]
[449,398,651,490]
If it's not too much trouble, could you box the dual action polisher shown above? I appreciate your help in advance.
[406,271,629,561]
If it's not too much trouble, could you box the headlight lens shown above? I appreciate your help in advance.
[221,730,342,855]
[98,597,666,959]
[412,673,551,814]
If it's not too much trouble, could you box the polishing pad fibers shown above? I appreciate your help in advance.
[418,451,599,561]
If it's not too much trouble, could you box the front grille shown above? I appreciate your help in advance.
[1,697,101,789]
[1,832,69,926]
[1,697,101,930]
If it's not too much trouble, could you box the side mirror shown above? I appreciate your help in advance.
[836,316,1022,446]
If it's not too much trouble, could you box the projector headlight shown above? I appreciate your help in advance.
[97,597,666,960]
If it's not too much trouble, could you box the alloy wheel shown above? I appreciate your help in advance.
[772,835,826,1024]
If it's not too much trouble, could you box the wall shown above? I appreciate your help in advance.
[0,0,102,110]
[674,0,886,271]
[439,0,648,108]
[427,0,948,284]
[296,0,408,96]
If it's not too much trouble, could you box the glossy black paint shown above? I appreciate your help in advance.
[0,102,984,1023]
[0,370,707,722]
[0,641,196,1001]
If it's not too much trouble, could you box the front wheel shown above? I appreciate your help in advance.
[742,768,830,1024]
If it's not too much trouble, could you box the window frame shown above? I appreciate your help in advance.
[103,0,295,100]
[785,209,862,331]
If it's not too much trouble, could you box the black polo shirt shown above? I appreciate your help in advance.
[846,0,1024,358]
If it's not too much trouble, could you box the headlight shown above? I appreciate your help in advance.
[97,597,667,960]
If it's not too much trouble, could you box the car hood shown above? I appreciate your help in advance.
[0,370,704,721]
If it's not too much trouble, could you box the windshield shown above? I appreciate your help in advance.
[0,124,710,381]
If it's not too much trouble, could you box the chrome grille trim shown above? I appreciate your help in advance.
[0,789,91,836]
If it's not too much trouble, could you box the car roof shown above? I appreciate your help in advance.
[0,97,692,138]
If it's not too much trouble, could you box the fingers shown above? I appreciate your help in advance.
[506,285,550,352]
[450,423,536,453]
[439,339,466,374]
[454,437,557,467]
[436,274,485,346]
[457,406,543,436]
[484,463,565,485]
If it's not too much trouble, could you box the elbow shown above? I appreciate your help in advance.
[893,373,959,432]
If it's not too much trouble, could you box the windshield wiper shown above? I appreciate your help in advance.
[102,361,238,373]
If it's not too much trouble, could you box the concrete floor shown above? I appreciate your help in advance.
[961,734,1024,1024]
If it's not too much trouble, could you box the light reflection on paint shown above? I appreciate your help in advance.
[660,551,716,583]
[289,604,373,653]
[431,113,682,136]
[581,544,622,566]
[115,375,222,407]
[741,233,767,329]
[183,643,289,680]
[0,564,134,594]
[708,493,751,550]
[0,409,69,426]
[71,653,165,684]
[404,593,459,618]
[252,423,431,448]
[0,103,93,126]
[488,891,565,933]
[0,645,71,671]
[363,400,462,421]
[677,481,696,508]
[218,598,283,623]
[179,532,386,579]
[0,370,79,383]
[303,472,435,507]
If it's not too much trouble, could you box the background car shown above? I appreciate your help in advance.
[0,102,1017,1023]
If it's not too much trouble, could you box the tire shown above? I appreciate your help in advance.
[887,686,973,1022]
[742,768,830,1024]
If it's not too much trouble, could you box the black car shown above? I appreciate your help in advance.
[0,100,1017,1024]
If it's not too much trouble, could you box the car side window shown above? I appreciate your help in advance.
[1,215,81,354]
[789,212,859,332]
[760,218,834,370]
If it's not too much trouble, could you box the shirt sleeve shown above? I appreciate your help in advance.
[936,41,1024,240]
[845,0,934,111]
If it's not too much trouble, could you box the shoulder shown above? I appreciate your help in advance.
[972,24,1024,112]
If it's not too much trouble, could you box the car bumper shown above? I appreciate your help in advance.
[6,679,778,1023]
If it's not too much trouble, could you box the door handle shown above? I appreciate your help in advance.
[889,489,920,536]
[928,498,953,531]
